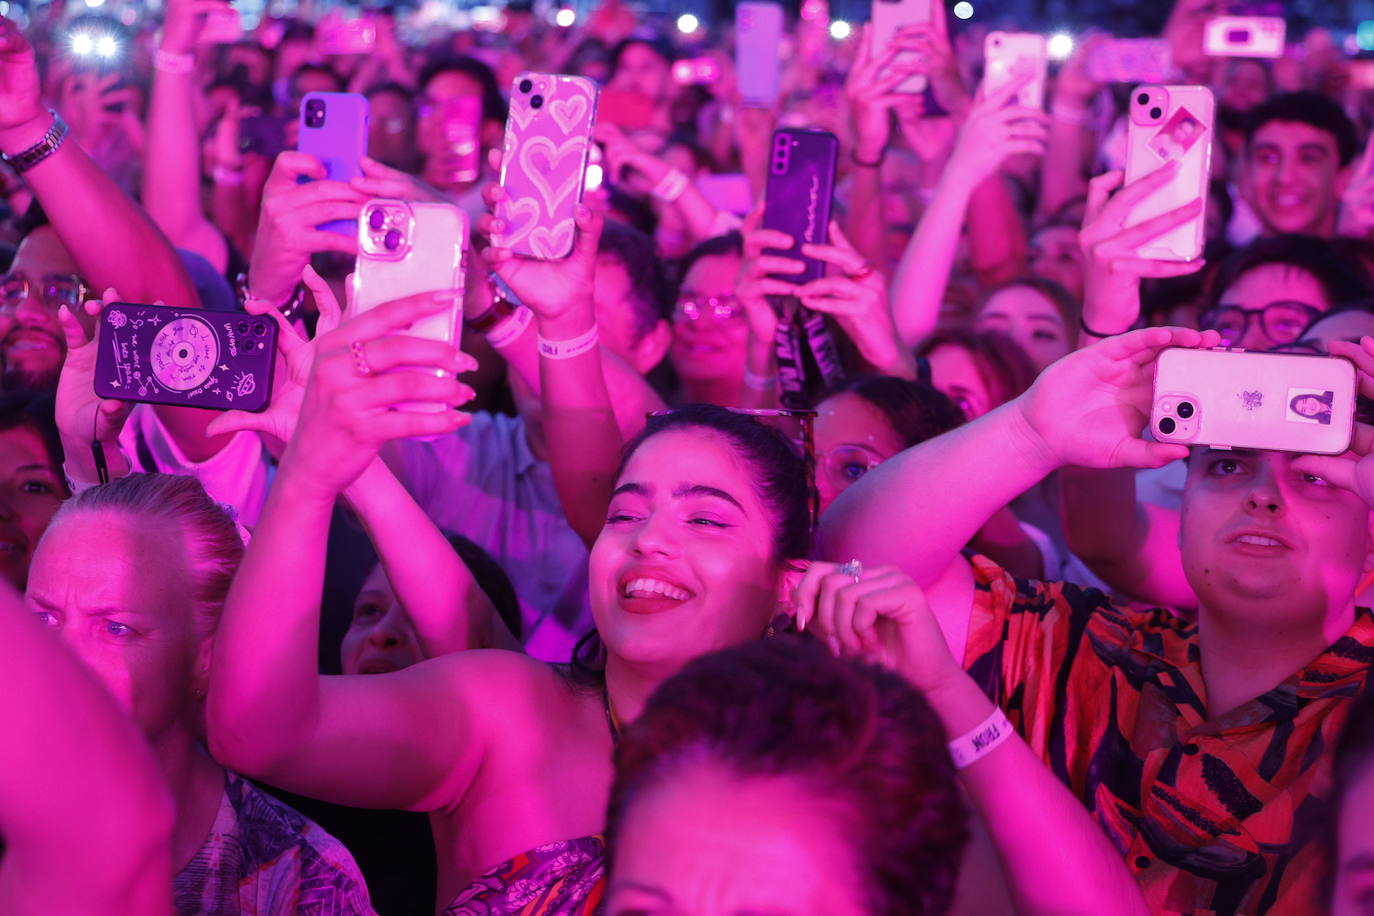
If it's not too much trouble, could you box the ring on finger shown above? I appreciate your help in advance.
[350,339,373,377]
[847,263,877,282]
[839,559,863,584]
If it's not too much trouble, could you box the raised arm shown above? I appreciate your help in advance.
[1036,36,1104,224]
[0,586,174,916]
[144,0,229,272]
[207,292,507,811]
[796,565,1149,916]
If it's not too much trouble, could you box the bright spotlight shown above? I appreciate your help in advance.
[1047,32,1074,61]
[70,31,94,55]
[829,20,852,40]
[95,34,118,57]
[554,7,576,27]
[677,13,699,34]
[84,0,106,7]
[953,1,974,19]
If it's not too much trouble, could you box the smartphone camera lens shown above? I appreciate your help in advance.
[530,94,544,109]
[1177,401,1195,419]
[236,321,249,335]
[304,99,326,129]
[383,228,402,251]
[1150,106,1163,119]
[253,322,266,336]
[368,208,386,230]
[1137,92,1150,105]
[519,79,533,94]
[1159,417,1177,435]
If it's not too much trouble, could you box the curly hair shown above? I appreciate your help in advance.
[606,636,969,915]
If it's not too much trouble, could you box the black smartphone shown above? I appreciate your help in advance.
[762,128,839,285]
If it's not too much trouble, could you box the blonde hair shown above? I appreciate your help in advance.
[56,474,244,640]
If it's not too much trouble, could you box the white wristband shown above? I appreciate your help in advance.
[948,706,1015,769]
[742,366,776,390]
[651,168,690,204]
[154,49,195,75]
[537,323,599,360]
[484,305,533,349]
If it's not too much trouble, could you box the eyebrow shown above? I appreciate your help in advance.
[29,594,137,618]
[611,482,746,513]
[15,464,58,474]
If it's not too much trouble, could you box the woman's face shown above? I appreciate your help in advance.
[976,285,1071,371]
[341,565,425,676]
[814,393,906,513]
[27,512,204,741]
[1334,762,1374,916]
[607,763,867,916]
[926,344,996,420]
[590,428,783,668]
[1028,226,1085,302]
[669,253,748,389]
[609,43,672,103]
[0,424,63,589]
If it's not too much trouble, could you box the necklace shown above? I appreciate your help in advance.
[601,682,622,745]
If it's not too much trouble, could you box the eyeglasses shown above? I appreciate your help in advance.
[818,443,886,495]
[0,273,87,314]
[1200,301,1322,348]
[646,406,819,532]
[673,295,743,324]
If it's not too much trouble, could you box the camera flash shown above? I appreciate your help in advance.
[1048,32,1074,61]
[70,31,94,55]
[829,20,852,40]
[95,34,118,57]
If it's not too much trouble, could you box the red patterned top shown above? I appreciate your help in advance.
[963,555,1374,915]
[442,835,605,915]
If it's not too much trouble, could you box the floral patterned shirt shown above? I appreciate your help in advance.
[443,835,605,915]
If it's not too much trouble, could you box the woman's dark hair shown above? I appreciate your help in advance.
[598,220,678,335]
[1328,690,1374,900]
[0,392,64,478]
[418,55,508,126]
[289,64,343,96]
[1244,91,1359,166]
[677,232,743,287]
[977,275,1081,328]
[1206,235,1373,313]
[609,35,677,78]
[570,405,811,679]
[916,329,1039,414]
[826,376,965,450]
[606,636,969,916]
[446,533,522,642]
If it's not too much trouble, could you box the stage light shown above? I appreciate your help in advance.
[70,31,94,55]
[1358,21,1374,52]
[84,0,106,7]
[1048,32,1074,61]
[554,7,575,27]
[953,2,973,19]
[830,20,852,40]
[95,34,118,57]
[677,13,699,34]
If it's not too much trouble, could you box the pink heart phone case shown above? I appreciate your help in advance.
[495,73,599,260]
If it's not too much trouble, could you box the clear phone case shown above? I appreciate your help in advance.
[983,32,1048,109]
[1124,85,1215,263]
[871,0,932,94]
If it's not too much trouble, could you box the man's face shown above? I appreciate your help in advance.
[1242,121,1348,236]
[1207,264,1330,350]
[1180,449,1370,619]
[4,226,80,390]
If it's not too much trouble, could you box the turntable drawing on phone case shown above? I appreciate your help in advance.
[495,73,599,260]
[95,304,277,413]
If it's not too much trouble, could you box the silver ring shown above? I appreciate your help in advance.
[350,339,373,377]
[839,559,863,584]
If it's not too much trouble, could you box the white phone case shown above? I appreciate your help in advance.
[1124,85,1215,263]
[983,32,1047,109]
[871,0,931,94]
[1152,348,1355,455]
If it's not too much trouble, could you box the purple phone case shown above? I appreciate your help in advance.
[762,128,839,285]
[297,91,370,235]
[94,304,277,413]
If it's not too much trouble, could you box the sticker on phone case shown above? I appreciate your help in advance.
[1288,388,1334,425]
[1149,107,1205,163]
[1239,390,1263,411]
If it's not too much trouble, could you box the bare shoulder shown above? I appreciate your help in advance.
[403,650,589,730]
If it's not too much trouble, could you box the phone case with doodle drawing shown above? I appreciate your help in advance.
[494,73,599,260]
[94,304,277,412]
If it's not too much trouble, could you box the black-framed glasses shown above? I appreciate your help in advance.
[646,406,819,533]
[0,272,87,314]
[1200,301,1322,348]
[673,294,744,324]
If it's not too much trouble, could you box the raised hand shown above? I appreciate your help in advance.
[793,561,961,693]
[1078,166,1206,335]
[349,156,448,204]
[798,221,913,377]
[943,65,1050,190]
[55,289,136,482]
[0,18,44,134]
[1016,325,1221,470]
[277,290,477,502]
[161,0,227,55]
[845,24,920,164]
[247,151,369,307]
[1293,337,1374,507]
[736,206,804,358]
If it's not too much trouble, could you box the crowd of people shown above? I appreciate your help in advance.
[2,0,1374,913]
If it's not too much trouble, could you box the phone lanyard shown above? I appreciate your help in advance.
[772,297,845,409]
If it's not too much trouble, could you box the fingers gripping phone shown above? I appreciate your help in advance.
[983,32,1048,109]
[352,199,467,414]
[871,0,932,94]
[736,3,784,107]
[1152,348,1355,454]
[297,91,370,236]
[95,304,277,412]
[1124,85,1215,263]
[438,95,483,185]
[495,73,599,261]
[762,129,839,286]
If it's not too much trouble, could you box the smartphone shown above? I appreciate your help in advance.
[296,91,370,236]
[1152,348,1355,454]
[1086,38,1173,84]
[983,32,1048,109]
[353,199,466,413]
[762,128,839,286]
[1203,16,1285,59]
[673,57,721,86]
[871,0,931,94]
[736,3,784,106]
[437,95,483,185]
[95,303,277,413]
[1124,85,1215,262]
[199,5,242,45]
[495,72,599,261]
[240,114,289,159]
[319,18,378,56]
